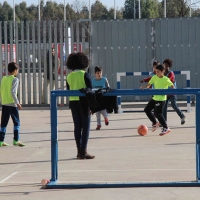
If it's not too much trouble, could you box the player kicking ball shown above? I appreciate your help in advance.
[140,64,174,136]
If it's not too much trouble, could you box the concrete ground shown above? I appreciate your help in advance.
[0,106,200,200]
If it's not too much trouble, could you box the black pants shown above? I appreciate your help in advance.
[70,101,91,149]
[144,99,168,128]
[0,105,20,142]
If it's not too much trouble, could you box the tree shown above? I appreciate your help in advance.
[160,0,190,17]
[91,0,109,19]
[0,1,13,21]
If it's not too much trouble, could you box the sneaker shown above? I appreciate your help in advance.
[152,122,160,132]
[159,128,171,136]
[0,142,9,147]
[105,118,109,126]
[13,140,25,147]
[96,125,101,130]
[181,117,186,125]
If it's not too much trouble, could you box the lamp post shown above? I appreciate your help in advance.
[38,0,41,21]
[114,0,116,19]
[138,0,141,18]
[89,0,91,19]
[164,0,166,18]
[64,0,66,21]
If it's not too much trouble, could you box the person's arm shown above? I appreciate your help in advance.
[140,77,152,83]
[170,85,175,89]
[168,71,175,83]
[84,72,92,89]
[105,77,110,88]
[140,83,152,89]
[11,78,21,109]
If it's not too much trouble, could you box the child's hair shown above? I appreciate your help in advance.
[94,66,102,73]
[153,61,160,66]
[156,64,165,71]
[66,52,89,70]
[163,58,173,68]
[8,62,19,73]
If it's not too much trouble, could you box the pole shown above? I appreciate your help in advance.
[38,0,40,21]
[89,0,91,19]
[138,0,141,18]
[114,0,116,19]
[134,0,135,19]
[164,0,166,18]
[190,0,192,17]
[64,0,66,21]
[13,0,15,42]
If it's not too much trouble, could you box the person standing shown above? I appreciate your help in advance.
[0,62,25,147]
[66,52,95,159]
[42,48,60,104]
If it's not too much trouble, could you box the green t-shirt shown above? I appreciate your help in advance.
[149,75,173,101]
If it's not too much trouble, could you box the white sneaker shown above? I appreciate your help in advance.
[152,122,160,132]
[159,128,171,136]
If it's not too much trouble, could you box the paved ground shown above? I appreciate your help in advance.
[0,106,200,200]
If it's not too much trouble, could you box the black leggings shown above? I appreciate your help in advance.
[144,99,168,129]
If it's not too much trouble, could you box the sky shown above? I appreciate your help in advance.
[6,0,126,9]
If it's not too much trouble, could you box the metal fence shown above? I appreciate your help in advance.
[0,20,90,105]
[91,18,200,102]
[0,18,200,105]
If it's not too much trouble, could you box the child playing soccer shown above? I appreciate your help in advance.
[66,52,95,159]
[0,62,25,147]
[92,66,110,130]
[162,59,186,125]
[140,64,174,136]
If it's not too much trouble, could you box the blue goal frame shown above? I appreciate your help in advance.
[47,89,200,189]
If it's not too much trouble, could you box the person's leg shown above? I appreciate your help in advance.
[144,99,160,132]
[0,106,10,146]
[80,107,94,159]
[162,97,170,121]
[101,109,109,125]
[70,102,82,149]
[96,111,101,130]
[154,101,171,136]
[170,95,186,124]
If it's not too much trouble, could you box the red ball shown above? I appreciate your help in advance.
[137,125,148,136]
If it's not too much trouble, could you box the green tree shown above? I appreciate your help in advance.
[0,1,13,21]
[91,0,109,20]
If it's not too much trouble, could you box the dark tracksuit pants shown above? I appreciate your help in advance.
[0,105,20,142]
[144,99,168,129]
[70,101,90,149]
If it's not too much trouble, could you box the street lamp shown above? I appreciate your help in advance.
[114,0,116,19]
[164,0,166,18]
[89,0,91,19]
[64,0,66,21]
[38,0,41,21]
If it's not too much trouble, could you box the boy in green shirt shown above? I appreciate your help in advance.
[0,62,25,147]
[140,64,174,136]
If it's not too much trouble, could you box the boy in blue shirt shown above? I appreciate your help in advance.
[92,66,110,130]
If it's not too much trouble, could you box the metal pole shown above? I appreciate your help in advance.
[138,0,141,18]
[13,0,15,43]
[114,0,116,19]
[190,0,192,17]
[164,0,166,18]
[38,0,40,21]
[64,0,66,21]
[89,0,91,19]
[134,0,136,19]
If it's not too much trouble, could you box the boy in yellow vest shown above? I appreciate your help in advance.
[0,62,25,147]
[140,64,174,136]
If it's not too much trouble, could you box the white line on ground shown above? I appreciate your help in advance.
[0,172,18,184]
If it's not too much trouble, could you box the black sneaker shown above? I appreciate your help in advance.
[181,117,186,125]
